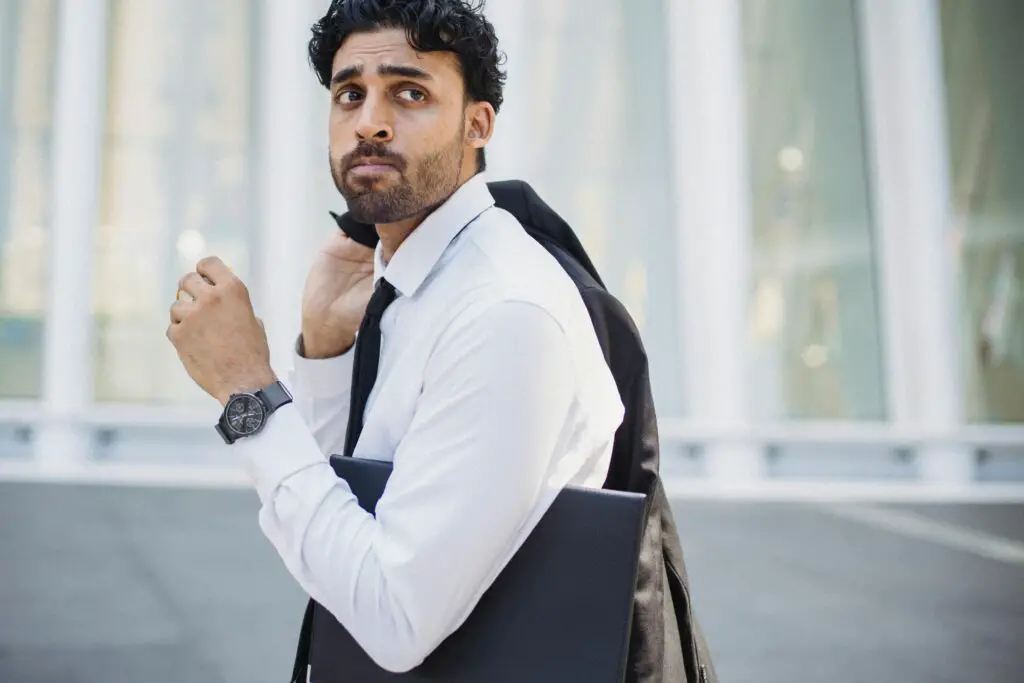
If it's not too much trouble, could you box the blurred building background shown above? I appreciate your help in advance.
[0,0,1022,485]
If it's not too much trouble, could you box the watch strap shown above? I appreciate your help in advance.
[216,413,238,445]
[257,380,293,413]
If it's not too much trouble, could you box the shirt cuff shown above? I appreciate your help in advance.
[291,336,357,399]
[234,402,329,503]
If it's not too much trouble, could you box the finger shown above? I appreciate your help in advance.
[196,255,233,285]
[178,271,213,300]
[170,299,196,324]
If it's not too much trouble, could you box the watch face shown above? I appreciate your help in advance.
[225,394,266,436]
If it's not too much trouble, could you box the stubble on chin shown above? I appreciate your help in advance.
[346,188,417,224]
[331,163,413,224]
[330,136,464,225]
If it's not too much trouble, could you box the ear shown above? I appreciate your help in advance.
[465,101,496,150]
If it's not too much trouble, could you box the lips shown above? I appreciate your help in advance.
[349,163,396,174]
[347,157,399,174]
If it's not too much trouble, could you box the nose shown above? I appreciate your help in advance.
[355,93,394,143]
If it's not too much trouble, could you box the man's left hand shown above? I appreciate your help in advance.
[168,256,276,406]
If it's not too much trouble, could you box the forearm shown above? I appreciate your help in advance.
[236,407,456,673]
[256,467,427,672]
[246,416,555,674]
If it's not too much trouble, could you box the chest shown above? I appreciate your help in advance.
[351,293,453,461]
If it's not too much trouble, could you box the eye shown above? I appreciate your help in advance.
[335,88,362,105]
[397,88,426,103]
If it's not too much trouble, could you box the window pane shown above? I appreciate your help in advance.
[512,0,684,416]
[940,0,1024,424]
[0,0,56,399]
[94,0,256,404]
[741,0,887,420]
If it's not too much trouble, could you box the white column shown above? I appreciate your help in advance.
[257,0,318,379]
[480,0,531,181]
[34,0,109,466]
[860,0,971,483]
[666,0,762,481]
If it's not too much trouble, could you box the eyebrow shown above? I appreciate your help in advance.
[330,63,434,86]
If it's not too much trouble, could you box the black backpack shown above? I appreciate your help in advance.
[294,179,717,683]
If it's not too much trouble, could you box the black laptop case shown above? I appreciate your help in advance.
[306,455,647,683]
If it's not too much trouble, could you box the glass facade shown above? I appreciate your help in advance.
[515,0,684,417]
[0,0,1020,476]
[741,0,887,421]
[940,0,1024,424]
[93,0,258,404]
[0,0,56,399]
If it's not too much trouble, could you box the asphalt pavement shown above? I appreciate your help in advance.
[1,482,1021,683]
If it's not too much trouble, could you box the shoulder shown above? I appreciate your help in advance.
[442,206,586,322]
[425,209,623,429]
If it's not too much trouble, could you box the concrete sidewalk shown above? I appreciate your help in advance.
[1,482,1022,682]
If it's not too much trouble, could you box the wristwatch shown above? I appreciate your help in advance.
[215,380,293,444]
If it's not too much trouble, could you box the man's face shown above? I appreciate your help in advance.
[328,28,491,224]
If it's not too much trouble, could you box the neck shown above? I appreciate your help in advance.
[376,211,427,264]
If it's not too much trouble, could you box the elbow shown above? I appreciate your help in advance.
[309,533,454,672]
[359,624,438,673]
[325,590,443,674]
[370,645,428,674]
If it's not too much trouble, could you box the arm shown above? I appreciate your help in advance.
[235,301,576,672]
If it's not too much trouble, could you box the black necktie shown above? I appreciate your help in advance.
[291,277,398,683]
[342,277,398,458]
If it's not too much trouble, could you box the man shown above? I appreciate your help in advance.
[167,0,625,674]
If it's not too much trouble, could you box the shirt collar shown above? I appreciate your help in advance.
[373,173,494,297]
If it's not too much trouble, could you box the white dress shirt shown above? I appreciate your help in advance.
[234,174,624,673]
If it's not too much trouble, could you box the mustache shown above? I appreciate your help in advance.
[340,142,406,172]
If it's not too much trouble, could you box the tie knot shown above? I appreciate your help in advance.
[366,278,398,318]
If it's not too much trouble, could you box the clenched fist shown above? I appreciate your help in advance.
[300,228,376,359]
[167,256,276,405]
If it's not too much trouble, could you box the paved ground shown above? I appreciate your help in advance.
[0,482,1021,683]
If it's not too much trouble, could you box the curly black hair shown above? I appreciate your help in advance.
[309,0,507,170]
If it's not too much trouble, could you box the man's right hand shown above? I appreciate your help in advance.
[300,229,376,359]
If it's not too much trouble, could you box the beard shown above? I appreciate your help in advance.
[331,131,465,224]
